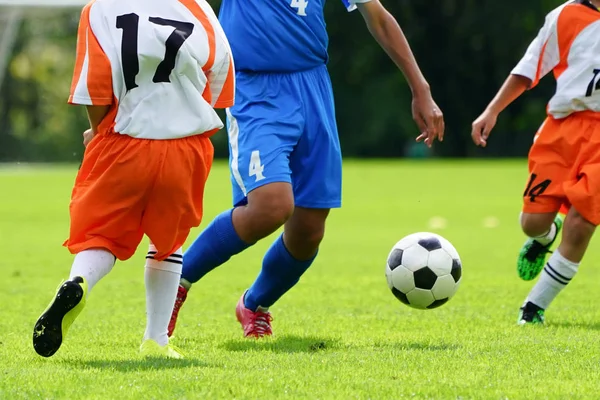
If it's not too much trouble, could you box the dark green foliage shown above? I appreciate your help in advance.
[0,1,563,161]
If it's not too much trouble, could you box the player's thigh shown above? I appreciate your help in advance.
[564,117,600,226]
[143,135,214,260]
[227,88,303,207]
[523,118,571,215]
[290,66,342,209]
[67,134,155,260]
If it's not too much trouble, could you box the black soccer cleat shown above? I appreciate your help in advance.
[517,301,545,325]
[33,277,87,357]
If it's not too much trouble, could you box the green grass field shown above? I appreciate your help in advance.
[1,160,599,399]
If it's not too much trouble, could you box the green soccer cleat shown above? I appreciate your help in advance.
[517,301,545,325]
[33,276,88,357]
[517,215,563,281]
[140,339,184,359]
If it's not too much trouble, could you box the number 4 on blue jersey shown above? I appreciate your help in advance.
[290,0,359,16]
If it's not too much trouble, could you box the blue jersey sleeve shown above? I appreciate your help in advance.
[342,0,371,12]
[341,0,356,11]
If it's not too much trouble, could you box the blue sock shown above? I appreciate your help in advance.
[244,234,317,311]
[182,209,251,284]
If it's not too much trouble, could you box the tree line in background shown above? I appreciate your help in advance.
[0,0,561,162]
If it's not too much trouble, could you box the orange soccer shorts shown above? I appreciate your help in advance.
[64,132,214,261]
[523,111,600,225]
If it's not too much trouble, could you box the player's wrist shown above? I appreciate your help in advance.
[484,105,501,117]
[410,81,431,97]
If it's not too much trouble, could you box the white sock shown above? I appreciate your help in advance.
[532,222,558,246]
[526,250,578,309]
[69,249,116,295]
[143,245,183,347]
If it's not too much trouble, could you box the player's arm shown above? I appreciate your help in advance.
[86,105,111,133]
[69,3,114,146]
[471,75,531,147]
[471,11,558,147]
[81,105,110,146]
[355,0,444,147]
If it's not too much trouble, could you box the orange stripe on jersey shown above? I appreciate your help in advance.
[69,3,93,98]
[86,24,113,104]
[69,1,113,106]
[179,0,216,71]
[554,3,600,80]
[531,40,550,88]
[214,58,235,108]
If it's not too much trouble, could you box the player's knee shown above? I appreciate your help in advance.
[286,209,329,253]
[296,222,326,249]
[285,222,326,261]
[247,186,295,229]
[261,197,294,227]
[520,212,556,237]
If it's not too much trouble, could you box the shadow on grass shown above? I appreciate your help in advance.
[64,357,213,372]
[373,341,460,351]
[549,320,600,331]
[221,334,341,354]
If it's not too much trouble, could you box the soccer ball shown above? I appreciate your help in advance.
[385,232,462,309]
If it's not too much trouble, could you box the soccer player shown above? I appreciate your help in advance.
[168,0,444,338]
[32,0,234,358]
[471,0,600,324]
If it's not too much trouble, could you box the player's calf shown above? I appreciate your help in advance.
[240,207,331,330]
[518,248,579,325]
[557,208,596,263]
[170,183,294,337]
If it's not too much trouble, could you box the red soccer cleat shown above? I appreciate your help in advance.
[168,284,188,337]
[235,293,273,338]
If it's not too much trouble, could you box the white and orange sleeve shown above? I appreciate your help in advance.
[68,3,113,106]
[511,8,563,88]
[209,53,235,109]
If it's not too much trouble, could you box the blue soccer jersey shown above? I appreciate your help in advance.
[218,0,366,72]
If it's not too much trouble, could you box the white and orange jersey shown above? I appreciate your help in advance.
[511,0,600,119]
[69,0,234,140]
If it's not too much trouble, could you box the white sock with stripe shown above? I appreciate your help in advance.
[69,249,116,295]
[519,213,558,246]
[143,244,182,346]
[532,222,558,246]
[526,250,578,309]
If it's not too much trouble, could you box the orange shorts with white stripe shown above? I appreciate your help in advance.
[523,112,600,225]
[63,132,214,261]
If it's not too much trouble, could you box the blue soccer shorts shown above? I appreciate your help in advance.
[226,65,342,209]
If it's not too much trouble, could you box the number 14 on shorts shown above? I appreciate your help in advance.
[524,173,551,202]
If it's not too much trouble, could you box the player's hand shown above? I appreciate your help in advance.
[83,128,95,147]
[413,93,444,148]
[471,110,497,147]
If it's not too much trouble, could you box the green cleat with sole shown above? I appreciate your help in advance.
[517,301,545,325]
[517,215,563,281]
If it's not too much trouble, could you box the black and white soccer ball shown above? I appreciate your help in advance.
[385,232,462,309]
